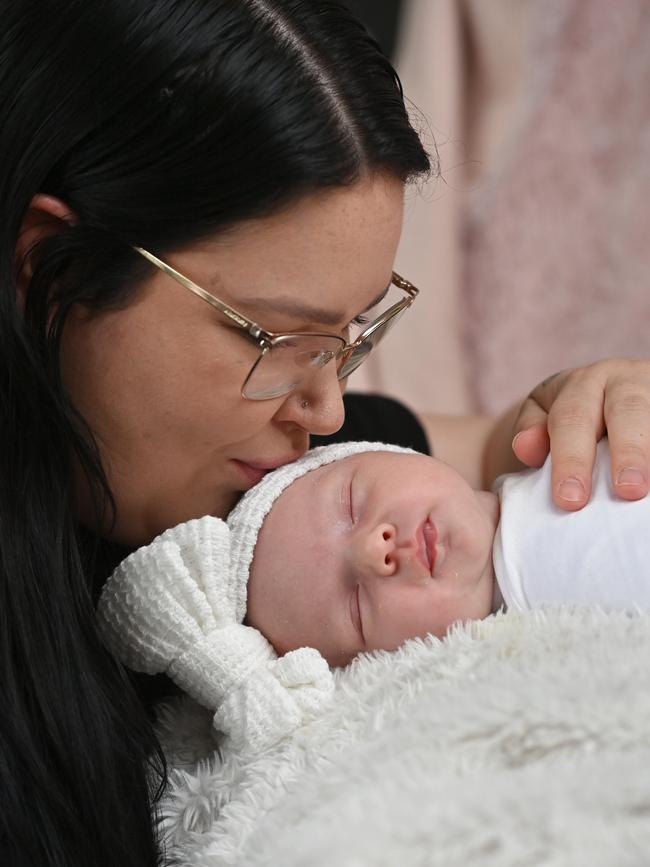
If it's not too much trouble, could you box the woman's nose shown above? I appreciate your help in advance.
[274,362,345,436]
[355,523,398,578]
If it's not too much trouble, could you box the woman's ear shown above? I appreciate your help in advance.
[15,194,78,299]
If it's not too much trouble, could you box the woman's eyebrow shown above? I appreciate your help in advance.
[359,283,391,314]
[235,282,392,326]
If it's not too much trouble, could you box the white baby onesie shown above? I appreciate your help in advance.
[493,439,650,612]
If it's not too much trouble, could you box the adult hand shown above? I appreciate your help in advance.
[511,359,650,510]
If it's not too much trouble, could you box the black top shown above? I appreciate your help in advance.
[311,392,430,455]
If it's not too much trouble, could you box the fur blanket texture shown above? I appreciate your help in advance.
[156,607,650,866]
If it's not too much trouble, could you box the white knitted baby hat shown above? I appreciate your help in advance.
[97,440,417,753]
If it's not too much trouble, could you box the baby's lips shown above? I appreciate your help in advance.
[418,517,437,575]
[432,540,446,577]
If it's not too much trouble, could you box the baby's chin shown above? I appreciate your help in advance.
[474,490,500,538]
[325,649,359,668]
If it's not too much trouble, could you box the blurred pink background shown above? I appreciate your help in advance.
[350,0,650,415]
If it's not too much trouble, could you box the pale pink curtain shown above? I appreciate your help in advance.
[352,0,650,416]
[350,0,472,414]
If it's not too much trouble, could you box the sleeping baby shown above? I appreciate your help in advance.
[247,436,650,665]
[97,439,648,752]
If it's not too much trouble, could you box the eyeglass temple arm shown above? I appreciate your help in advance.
[132,245,265,339]
[133,247,417,329]
[391,272,419,299]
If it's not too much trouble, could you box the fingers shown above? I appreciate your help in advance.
[512,372,565,468]
[513,372,561,436]
[512,423,550,468]
[514,359,650,510]
[514,366,605,510]
[512,373,565,476]
[546,372,606,510]
[604,374,650,501]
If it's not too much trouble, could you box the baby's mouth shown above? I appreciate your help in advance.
[419,518,437,576]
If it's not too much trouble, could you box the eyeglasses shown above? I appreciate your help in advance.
[133,246,419,401]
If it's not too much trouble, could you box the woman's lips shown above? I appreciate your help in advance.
[230,454,302,487]
[230,460,269,486]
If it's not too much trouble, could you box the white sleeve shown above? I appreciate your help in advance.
[493,439,650,612]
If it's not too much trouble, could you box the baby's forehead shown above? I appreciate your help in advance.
[264,448,439,523]
[331,449,428,470]
[288,449,432,490]
[304,450,406,479]
[285,452,359,487]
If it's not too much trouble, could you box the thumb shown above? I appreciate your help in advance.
[512,373,569,467]
[512,419,550,468]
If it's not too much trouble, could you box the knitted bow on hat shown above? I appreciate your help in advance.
[97,516,334,754]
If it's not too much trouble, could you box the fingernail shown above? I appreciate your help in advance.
[512,431,524,450]
[557,477,585,503]
[616,467,647,487]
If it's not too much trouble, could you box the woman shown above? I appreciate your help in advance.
[2,2,649,865]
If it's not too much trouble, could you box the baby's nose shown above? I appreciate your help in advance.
[357,523,398,577]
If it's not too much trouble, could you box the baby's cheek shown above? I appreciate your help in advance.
[245,550,285,633]
[245,579,298,657]
[310,538,335,571]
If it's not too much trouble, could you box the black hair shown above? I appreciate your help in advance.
[0,1,429,863]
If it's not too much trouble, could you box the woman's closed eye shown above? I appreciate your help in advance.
[349,281,391,333]
[342,313,370,343]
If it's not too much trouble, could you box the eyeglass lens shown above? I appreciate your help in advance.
[337,305,408,379]
[243,304,409,400]
[242,333,345,400]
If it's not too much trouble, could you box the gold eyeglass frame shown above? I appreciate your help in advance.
[132,245,419,400]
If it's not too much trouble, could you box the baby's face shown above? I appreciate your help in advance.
[246,452,499,666]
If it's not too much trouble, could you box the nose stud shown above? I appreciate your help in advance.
[300,398,310,410]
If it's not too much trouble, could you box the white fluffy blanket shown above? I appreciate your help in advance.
[157,607,650,866]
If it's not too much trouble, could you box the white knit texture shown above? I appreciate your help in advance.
[97,516,334,753]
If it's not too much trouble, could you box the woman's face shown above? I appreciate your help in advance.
[60,173,404,545]
[247,452,499,666]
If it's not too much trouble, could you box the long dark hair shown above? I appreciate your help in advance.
[0,1,429,863]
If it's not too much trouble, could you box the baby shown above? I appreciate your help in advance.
[98,439,648,751]
[246,437,649,666]
[245,442,498,668]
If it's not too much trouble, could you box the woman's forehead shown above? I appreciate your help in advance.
[174,175,404,311]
